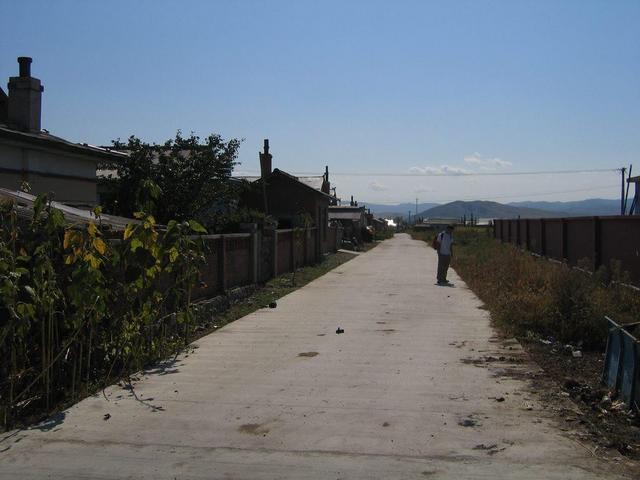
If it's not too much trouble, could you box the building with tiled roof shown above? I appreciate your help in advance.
[0,57,126,207]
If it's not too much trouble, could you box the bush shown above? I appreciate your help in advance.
[0,194,206,429]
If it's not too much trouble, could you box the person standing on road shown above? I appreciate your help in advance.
[435,225,454,285]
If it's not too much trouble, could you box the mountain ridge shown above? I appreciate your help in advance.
[418,201,566,219]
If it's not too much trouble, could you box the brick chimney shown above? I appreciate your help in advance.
[7,57,44,132]
[259,139,272,179]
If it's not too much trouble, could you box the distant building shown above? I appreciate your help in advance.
[421,217,461,229]
[0,57,125,207]
[328,197,367,243]
[236,139,333,257]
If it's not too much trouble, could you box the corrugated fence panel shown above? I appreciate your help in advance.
[544,219,563,260]
[509,220,518,244]
[518,220,528,247]
[601,217,640,282]
[493,216,640,284]
[528,220,542,254]
[566,218,594,267]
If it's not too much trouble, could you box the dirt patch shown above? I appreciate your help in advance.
[473,441,513,456]
[298,352,319,357]
[238,423,269,435]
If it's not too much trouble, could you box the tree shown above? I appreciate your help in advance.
[98,132,241,226]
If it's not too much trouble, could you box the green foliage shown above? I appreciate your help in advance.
[0,195,206,429]
[211,206,275,233]
[412,227,640,350]
[98,131,241,226]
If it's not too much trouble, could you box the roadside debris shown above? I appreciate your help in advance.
[522,337,640,460]
[103,413,111,421]
[336,327,344,334]
[458,416,478,427]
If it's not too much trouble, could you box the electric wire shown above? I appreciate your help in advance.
[234,167,619,177]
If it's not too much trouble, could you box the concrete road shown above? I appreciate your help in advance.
[0,234,635,479]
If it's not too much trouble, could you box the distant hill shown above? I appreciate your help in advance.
[508,198,620,216]
[364,202,439,218]
[418,201,566,219]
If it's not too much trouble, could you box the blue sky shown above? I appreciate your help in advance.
[2,0,638,203]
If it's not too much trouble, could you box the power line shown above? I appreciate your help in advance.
[445,184,619,202]
[235,167,619,177]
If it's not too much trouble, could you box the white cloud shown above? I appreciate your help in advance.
[369,180,388,191]
[408,165,472,176]
[463,152,512,170]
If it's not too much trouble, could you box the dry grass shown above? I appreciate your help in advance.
[412,227,640,350]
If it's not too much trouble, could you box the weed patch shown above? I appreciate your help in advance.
[412,228,640,350]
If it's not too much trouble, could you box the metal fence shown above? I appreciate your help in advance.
[603,317,639,411]
[493,216,640,283]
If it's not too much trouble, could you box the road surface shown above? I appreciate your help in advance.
[0,233,634,479]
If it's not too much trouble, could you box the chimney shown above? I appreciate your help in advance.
[259,138,272,179]
[350,195,354,206]
[324,165,329,182]
[8,57,44,132]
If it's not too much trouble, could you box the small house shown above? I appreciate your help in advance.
[328,198,367,243]
[237,140,333,258]
[0,57,126,208]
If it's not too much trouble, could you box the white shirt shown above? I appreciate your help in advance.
[437,231,453,255]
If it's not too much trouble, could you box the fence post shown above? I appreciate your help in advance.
[290,231,295,272]
[593,216,601,271]
[516,220,521,246]
[561,218,568,261]
[525,219,530,250]
[540,219,546,256]
[303,228,308,266]
[507,220,512,243]
[218,236,227,292]
[251,231,259,283]
[273,230,278,277]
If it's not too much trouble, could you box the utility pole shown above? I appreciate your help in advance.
[624,165,633,215]
[408,211,411,225]
[415,198,418,218]
[621,167,627,215]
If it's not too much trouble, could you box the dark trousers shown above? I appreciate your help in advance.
[437,254,451,283]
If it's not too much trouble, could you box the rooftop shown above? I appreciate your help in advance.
[0,126,127,161]
[0,187,138,231]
